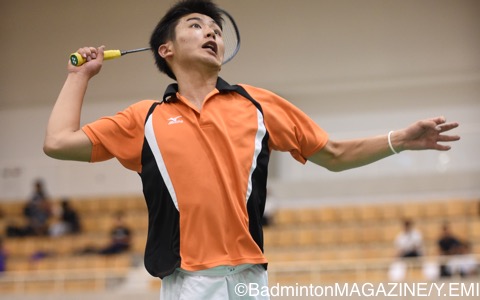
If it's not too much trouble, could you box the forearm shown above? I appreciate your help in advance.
[44,73,92,160]
[310,133,397,172]
[49,73,88,131]
[336,134,397,170]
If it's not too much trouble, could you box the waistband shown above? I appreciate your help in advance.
[177,264,255,277]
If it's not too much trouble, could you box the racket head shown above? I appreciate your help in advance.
[219,9,240,65]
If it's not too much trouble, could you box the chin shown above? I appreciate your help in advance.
[204,58,222,69]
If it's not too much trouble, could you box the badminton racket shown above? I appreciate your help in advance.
[70,47,150,66]
[69,9,240,67]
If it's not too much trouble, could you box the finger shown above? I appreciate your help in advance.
[77,47,93,58]
[437,134,461,142]
[418,119,438,131]
[89,47,98,60]
[432,116,447,125]
[436,122,459,132]
[76,47,98,62]
[434,144,452,151]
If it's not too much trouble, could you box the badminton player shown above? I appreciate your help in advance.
[44,0,460,299]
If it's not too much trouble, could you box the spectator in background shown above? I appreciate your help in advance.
[5,218,28,237]
[0,237,7,273]
[394,219,424,258]
[30,179,48,202]
[389,219,423,282]
[446,241,478,278]
[60,199,81,234]
[78,211,132,256]
[49,198,81,237]
[438,221,462,277]
[23,179,52,236]
[262,189,278,227]
[99,211,132,255]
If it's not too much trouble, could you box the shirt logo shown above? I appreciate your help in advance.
[168,116,184,125]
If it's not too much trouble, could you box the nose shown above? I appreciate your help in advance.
[205,28,216,40]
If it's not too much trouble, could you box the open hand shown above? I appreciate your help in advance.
[397,116,460,152]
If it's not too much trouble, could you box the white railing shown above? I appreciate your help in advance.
[268,255,480,284]
[1,255,478,296]
[0,268,128,294]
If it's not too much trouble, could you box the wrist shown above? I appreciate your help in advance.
[388,130,402,154]
[66,71,93,82]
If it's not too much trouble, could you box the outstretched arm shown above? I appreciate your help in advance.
[44,46,105,161]
[308,116,460,172]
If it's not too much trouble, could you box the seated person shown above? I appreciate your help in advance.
[98,212,132,255]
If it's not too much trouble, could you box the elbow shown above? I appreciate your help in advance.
[43,133,92,162]
[309,154,347,172]
[323,161,347,172]
[43,137,65,159]
[310,141,348,172]
[43,146,56,159]
[43,140,59,159]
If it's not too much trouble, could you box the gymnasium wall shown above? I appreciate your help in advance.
[1,0,479,202]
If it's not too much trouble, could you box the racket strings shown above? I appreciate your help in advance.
[220,11,240,64]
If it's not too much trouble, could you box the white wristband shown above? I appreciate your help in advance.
[388,131,399,154]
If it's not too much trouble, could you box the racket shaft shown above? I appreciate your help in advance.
[70,50,122,66]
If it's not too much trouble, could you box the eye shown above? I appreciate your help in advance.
[191,23,201,29]
[214,29,222,37]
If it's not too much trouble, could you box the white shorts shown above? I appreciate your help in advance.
[160,264,269,300]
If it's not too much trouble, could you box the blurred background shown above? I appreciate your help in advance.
[1,0,479,299]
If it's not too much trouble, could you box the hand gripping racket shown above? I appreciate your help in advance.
[69,9,240,67]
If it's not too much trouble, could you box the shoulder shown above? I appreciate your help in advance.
[236,84,280,100]
[117,100,162,123]
[235,84,293,110]
[236,84,304,115]
[128,100,161,113]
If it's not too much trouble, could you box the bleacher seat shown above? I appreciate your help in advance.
[0,194,478,294]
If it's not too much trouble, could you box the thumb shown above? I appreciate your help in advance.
[97,45,106,60]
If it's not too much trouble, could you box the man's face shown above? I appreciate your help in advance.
[170,13,225,69]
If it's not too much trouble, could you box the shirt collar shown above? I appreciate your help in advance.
[162,77,236,103]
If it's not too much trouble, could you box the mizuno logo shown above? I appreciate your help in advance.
[168,116,184,125]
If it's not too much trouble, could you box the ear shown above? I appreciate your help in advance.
[158,42,174,59]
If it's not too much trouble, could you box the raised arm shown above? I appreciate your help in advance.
[308,116,460,172]
[43,46,105,161]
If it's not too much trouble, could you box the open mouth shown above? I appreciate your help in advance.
[202,41,218,55]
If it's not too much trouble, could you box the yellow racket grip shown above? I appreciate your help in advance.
[103,50,122,60]
[69,50,122,66]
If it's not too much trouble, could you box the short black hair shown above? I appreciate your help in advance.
[149,0,223,80]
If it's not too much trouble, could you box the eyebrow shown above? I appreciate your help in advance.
[186,17,220,28]
[186,17,201,22]
[186,17,202,22]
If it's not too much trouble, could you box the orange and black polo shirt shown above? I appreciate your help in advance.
[82,77,329,278]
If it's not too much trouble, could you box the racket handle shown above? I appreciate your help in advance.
[69,50,122,66]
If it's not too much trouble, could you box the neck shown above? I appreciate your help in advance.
[175,69,219,110]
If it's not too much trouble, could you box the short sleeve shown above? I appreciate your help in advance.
[241,85,329,164]
[82,100,156,172]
